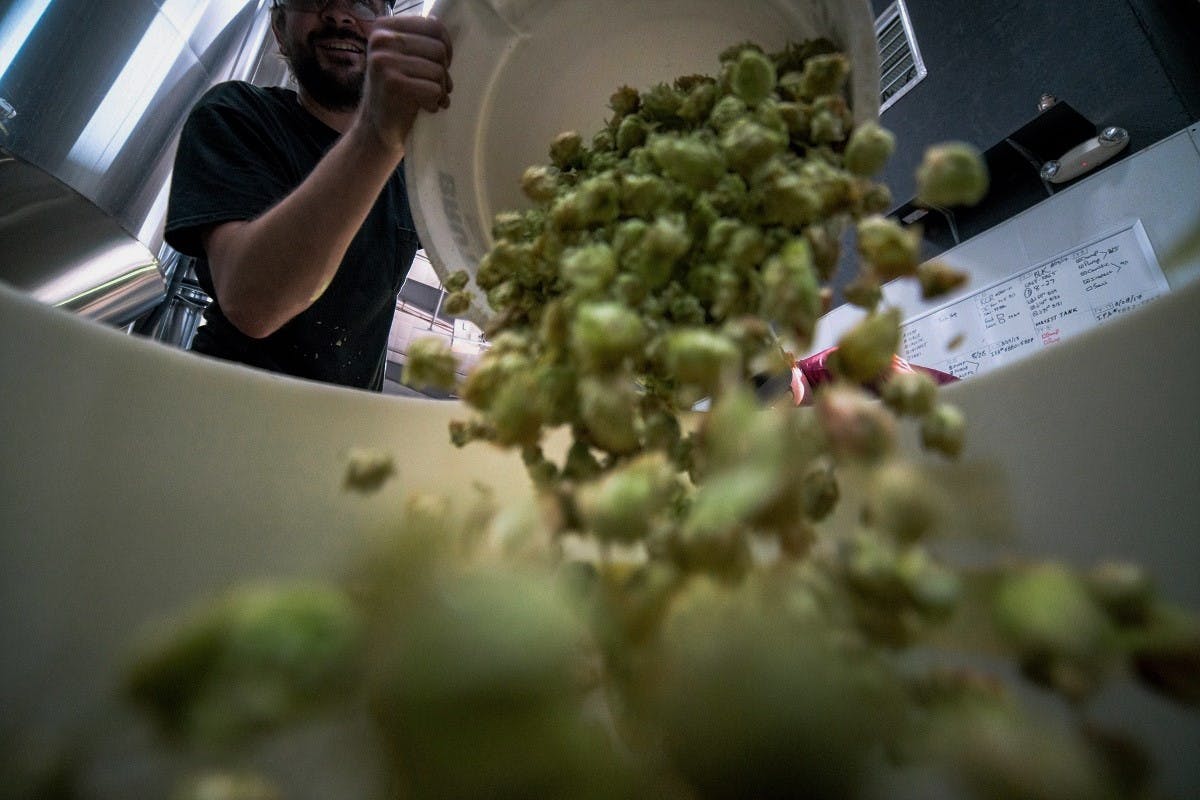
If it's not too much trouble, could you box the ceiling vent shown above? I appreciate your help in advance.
[876,0,927,113]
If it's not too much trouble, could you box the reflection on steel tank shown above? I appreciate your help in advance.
[0,0,283,325]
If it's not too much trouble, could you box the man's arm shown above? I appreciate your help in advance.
[203,15,453,339]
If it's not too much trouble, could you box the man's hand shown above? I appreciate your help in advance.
[360,14,454,150]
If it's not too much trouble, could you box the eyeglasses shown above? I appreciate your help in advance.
[274,0,393,22]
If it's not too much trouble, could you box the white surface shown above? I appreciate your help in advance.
[405,0,880,325]
[814,122,1200,358]
[2,276,1199,796]
[898,220,1170,378]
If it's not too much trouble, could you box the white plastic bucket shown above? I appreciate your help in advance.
[404,0,880,325]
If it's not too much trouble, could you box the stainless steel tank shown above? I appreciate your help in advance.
[0,0,282,324]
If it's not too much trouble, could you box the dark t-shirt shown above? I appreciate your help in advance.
[165,81,420,391]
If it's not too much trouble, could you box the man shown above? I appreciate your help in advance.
[165,0,453,390]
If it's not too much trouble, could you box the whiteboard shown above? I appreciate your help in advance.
[899,221,1170,378]
[809,123,1200,375]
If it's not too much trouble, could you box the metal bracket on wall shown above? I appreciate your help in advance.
[1004,136,1057,197]
[1039,126,1130,184]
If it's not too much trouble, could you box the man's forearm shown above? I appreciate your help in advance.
[202,12,452,340]
[204,122,404,339]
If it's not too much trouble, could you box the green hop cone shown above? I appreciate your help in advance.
[1086,561,1155,627]
[880,371,938,416]
[615,113,650,154]
[652,583,902,799]
[804,223,841,281]
[797,52,850,99]
[664,328,742,395]
[679,80,719,124]
[757,169,822,228]
[631,214,692,290]
[831,308,901,384]
[815,385,896,462]
[799,457,839,521]
[896,547,962,620]
[475,239,528,291]
[648,133,726,190]
[460,349,530,411]
[577,453,677,544]
[578,375,642,455]
[705,218,766,269]
[443,269,470,293]
[609,84,640,117]
[760,237,822,340]
[729,47,777,106]
[920,403,966,458]
[171,773,281,800]
[707,94,748,134]
[856,215,921,281]
[858,182,894,215]
[549,130,585,170]
[368,569,623,798]
[520,165,561,204]
[561,243,617,295]
[441,290,471,317]
[992,563,1116,698]
[641,81,685,123]
[551,174,620,230]
[125,583,363,748]
[844,122,895,177]
[917,260,969,299]
[489,370,544,447]
[619,172,673,218]
[570,302,648,372]
[916,141,989,208]
[844,529,903,603]
[754,97,789,137]
[492,211,528,241]
[809,107,846,144]
[677,468,775,572]
[402,337,459,392]
[721,118,787,177]
[776,100,810,139]
[842,273,883,309]
[534,363,579,427]
[863,462,943,543]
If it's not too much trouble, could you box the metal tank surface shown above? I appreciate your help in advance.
[0,0,281,324]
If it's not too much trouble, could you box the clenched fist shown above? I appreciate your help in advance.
[361,14,454,149]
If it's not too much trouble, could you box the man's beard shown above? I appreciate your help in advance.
[289,28,366,112]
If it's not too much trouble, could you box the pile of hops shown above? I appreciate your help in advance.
[439,41,981,556]
[126,43,1197,800]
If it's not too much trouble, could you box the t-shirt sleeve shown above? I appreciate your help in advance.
[164,84,295,258]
